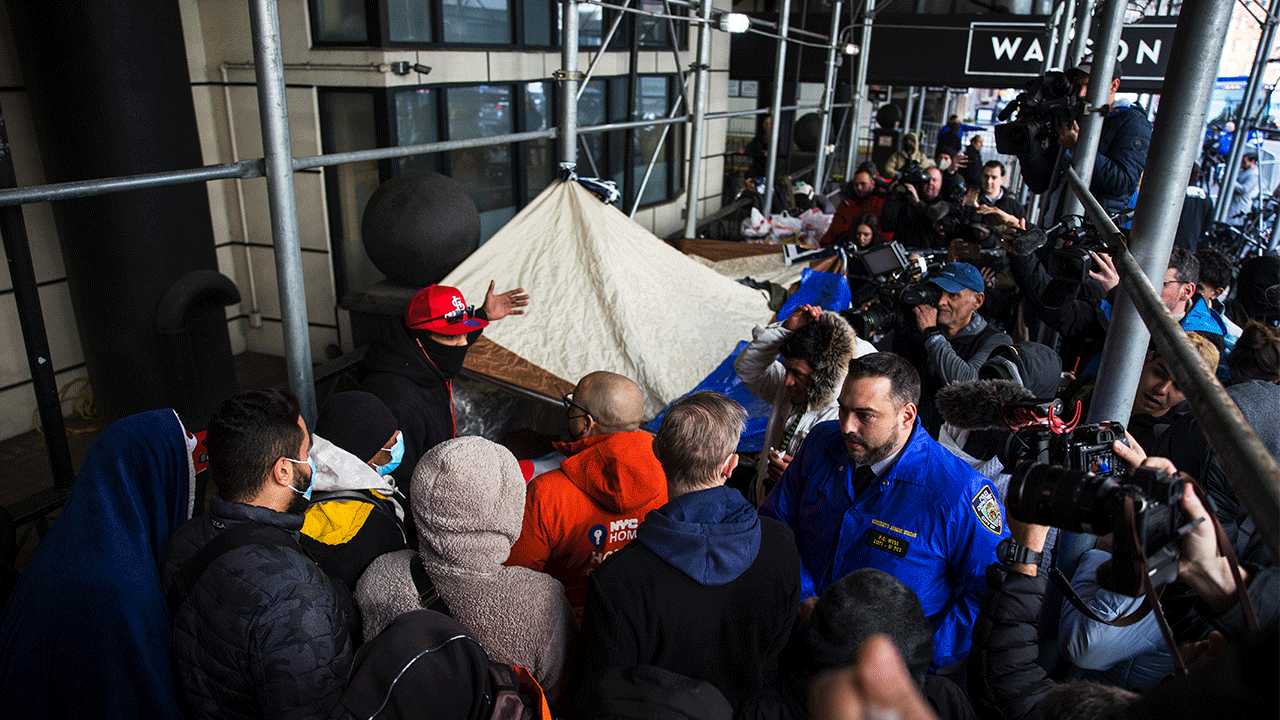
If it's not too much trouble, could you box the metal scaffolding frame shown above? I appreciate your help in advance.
[3,0,1277,543]
[0,0,855,495]
[1214,0,1280,223]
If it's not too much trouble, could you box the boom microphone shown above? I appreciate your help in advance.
[934,380,1034,430]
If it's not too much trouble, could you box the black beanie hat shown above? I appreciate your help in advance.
[316,391,398,463]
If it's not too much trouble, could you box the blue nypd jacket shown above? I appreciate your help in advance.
[761,418,1008,669]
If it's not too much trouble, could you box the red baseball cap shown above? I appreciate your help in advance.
[403,284,489,336]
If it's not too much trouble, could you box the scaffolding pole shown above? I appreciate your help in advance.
[682,0,714,239]
[811,0,844,194]
[248,0,316,427]
[1069,0,1095,67]
[1065,0,1239,566]
[1059,0,1124,219]
[847,0,875,180]
[903,87,916,134]
[762,0,793,217]
[560,0,581,167]
[1215,0,1279,223]
[913,86,926,136]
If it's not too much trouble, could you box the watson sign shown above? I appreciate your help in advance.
[865,14,1177,92]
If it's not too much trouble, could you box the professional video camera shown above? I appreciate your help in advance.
[994,399,1191,596]
[890,160,933,199]
[842,251,943,342]
[994,70,1083,156]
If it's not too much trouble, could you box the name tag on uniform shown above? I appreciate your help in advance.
[864,528,909,558]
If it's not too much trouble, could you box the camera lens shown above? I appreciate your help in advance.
[1006,462,1121,534]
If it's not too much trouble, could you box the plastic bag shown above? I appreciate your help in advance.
[769,213,805,241]
[741,207,772,238]
[798,207,833,244]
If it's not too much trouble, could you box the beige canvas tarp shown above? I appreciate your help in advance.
[442,180,774,418]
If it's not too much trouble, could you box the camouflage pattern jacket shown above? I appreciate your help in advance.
[161,497,355,720]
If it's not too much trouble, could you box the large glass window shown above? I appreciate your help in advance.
[309,0,684,50]
[446,85,517,237]
[441,0,512,44]
[319,91,385,301]
[394,88,441,174]
[387,0,432,42]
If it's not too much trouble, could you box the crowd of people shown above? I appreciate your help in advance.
[0,54,1278,720]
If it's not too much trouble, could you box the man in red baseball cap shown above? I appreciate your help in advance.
[361,280,529,500]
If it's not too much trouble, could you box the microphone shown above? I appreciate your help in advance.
[934,380,1034,430]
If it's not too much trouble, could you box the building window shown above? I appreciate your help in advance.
[309,0,685,49]
[576,74,685,211]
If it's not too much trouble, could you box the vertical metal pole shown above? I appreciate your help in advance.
[1215,0,1279,222]
[903,87,916,134]
[1056,0,1076,70]
[682,0,714,239]
[913,87,927,142]
[847,0,874,180]
[0,104,75,490]
[1069,0,1095,66]
[561,0,581,166]
[1059,0,1124,219]
[762,0,793,217]
[1070,0,1235,569]
[247,0,316,426]
[812,0,844,194]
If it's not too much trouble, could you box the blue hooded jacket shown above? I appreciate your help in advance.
[0,410,194,719]
[636,485,761,586]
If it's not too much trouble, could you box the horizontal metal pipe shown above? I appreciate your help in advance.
[0,102,844,209]
[1063,166,1280,560]
[293,129,558,169]
[577,115,689,135]
[705,103,826,120]
[0,159,263,207]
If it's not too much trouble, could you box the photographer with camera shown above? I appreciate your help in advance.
[904,262,1013,433]
[881,165,949,249]
[968,434,1276,719]
[1007,235,1226,372]
[1010,57,1151,220]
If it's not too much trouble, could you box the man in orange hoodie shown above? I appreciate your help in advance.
[507,371,667,621]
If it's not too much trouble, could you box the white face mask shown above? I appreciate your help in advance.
[937,157,951,171]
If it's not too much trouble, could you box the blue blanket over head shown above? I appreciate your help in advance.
[0,409,195,719]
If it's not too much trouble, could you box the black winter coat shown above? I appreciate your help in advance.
[575,517,800,712]
[161,497,355,720]
[1020,103,1151,215]
[359,315,485,496]
[967,564,1052,720]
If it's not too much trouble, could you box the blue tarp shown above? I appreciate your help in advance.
[644,341,772,452]
[775,267,852,321]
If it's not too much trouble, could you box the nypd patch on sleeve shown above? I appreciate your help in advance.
[971,486,1003,534]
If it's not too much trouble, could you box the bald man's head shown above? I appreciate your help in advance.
[572,371,645,437]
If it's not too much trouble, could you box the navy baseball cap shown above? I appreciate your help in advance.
[929,262,984,293]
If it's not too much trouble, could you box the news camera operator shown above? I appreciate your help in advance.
[1007,57,1151,219]
[898,262,1013,434]
[820,169,887,247]
[881,165,949,249]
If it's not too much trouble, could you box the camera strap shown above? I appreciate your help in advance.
[1047,566,1156,628]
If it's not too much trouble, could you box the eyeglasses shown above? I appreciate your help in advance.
[562,392,596,423]
[410,305,475,329]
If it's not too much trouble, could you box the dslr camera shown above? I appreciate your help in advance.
[997,400,1190,596]
[994,71,1083,156]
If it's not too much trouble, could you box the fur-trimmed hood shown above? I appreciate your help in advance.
[805,311,858,409]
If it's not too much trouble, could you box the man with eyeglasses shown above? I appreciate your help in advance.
[506,371,667,622]
[361,281,529,500]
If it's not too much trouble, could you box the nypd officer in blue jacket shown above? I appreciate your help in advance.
[761,352,1008,671]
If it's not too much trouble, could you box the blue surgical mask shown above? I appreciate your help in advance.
[375,433,405,477]
[285,456,315,500]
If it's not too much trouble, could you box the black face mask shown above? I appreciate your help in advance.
[418,335,469,379]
